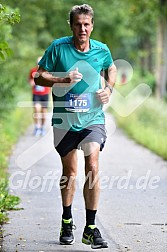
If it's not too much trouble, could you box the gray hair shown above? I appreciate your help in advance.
[69,4,94,27]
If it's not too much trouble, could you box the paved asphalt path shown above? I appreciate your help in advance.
[1,114,167,252]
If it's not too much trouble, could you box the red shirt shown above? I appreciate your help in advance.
[29,67,50,95]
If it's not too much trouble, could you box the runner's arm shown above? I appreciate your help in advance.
[34,67,83,87]
[104,63,117,95]
[97,64,117,104]
[34,67,71,87]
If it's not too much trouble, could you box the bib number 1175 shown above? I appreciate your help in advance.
[69,99,87,107]
[65,93,91,112]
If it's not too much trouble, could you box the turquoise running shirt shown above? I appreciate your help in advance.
[39,36,113,131]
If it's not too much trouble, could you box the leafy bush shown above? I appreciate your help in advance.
[0,180,20,224]
[0,4,20,60]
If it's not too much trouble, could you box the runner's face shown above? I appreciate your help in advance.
[71,14,93,44]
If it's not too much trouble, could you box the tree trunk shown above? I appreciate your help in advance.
[139,37,154,75]
[145,38,154,73]
[155,0,167,98]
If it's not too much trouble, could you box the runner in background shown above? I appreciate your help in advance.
[29,57,50,136]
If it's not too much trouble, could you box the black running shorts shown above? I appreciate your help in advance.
[53,124,107,157]
[33,94,49,108]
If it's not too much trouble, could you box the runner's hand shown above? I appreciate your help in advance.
[96,89,110,104]
[69,67,83,83]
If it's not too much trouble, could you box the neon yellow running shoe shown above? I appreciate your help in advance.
[82,225,108,249]
[59,218,76,245]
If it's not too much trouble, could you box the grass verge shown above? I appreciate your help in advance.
[110,96,167,160]
[0,96,32,224]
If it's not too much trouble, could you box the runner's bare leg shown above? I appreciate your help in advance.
[60,149,78,206]
[82,142,100,210]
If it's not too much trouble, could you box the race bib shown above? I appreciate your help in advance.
[65,93,91,112]
[35,85,45,92]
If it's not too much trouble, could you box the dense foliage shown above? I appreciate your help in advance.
[0,0,166,115]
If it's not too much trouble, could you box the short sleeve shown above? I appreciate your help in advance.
[38,41,57,72]
[102,46,113,70]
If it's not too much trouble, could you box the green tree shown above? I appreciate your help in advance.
[126,0,158,74]
[0,0,166,102]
